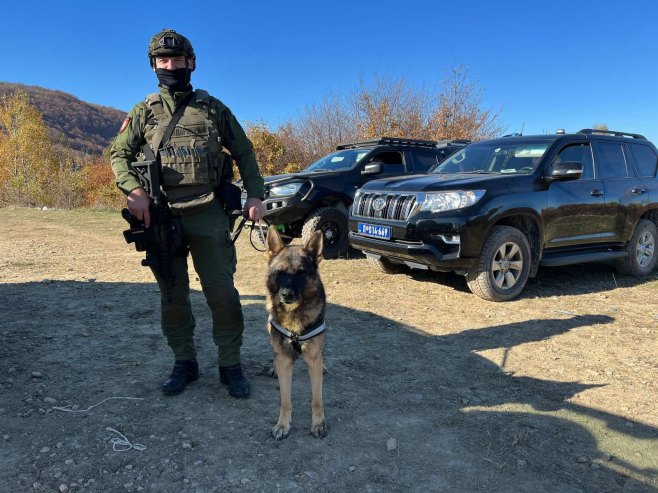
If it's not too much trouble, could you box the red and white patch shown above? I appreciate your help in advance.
[119,117,131,133]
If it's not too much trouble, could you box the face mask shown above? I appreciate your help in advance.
[155,68,192,92]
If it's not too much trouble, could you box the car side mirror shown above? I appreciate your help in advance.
[362,162,383,175]
[546,161,583,182]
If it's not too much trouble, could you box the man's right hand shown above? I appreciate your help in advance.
[127,187,151,227]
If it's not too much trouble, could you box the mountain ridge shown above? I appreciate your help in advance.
[0,82,125,155]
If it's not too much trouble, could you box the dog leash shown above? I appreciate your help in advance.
[268,316,326,353]
[228,211,269,251]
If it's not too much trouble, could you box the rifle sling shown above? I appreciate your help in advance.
[150,92,195,159]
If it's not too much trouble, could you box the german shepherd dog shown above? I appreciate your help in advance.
[265,225,327,440]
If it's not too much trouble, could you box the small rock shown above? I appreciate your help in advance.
[123,482,133,489]
[577,455,589,463]
[590,463,601,470]
[8,367,16,374]
[609,306,618,313]
[65,459,74,465]
[44,397,57,404]
[349,466,356,472]
[32,482,41,490]
[54,472,62,479]
[240,478,250,485]
[386,438,397,451]
[3,435,9,441]
[603,454,612,461]
[56,442,64,449]
[516,459,527,468]
[31,372,44,379]
[42,279,53,284]
[59,485,68,493]
[624,421,634,428]
[182,442,192,450]
[40,447,51,453]
[125,464,133,470]
[137,488,144,492]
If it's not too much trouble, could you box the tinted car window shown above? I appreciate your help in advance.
[411,149,440,172]
[595,142,629,178]
[554,144,594,180]
[628,143,658,178]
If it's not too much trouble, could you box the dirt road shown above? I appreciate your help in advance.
[0,207,656,492]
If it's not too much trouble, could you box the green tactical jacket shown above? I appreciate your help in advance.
[110,86,265,200]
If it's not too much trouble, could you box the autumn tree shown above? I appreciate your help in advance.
[0,90,58,205]
[248,67,504,176]
[245,121,287,177]
[429,66,504,141]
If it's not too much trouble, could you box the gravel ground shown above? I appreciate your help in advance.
[0,207,656,492]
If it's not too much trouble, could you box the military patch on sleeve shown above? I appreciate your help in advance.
[119,117,131,134]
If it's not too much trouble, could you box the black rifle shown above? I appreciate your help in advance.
[121,147,183,303]
[120,93,193,302]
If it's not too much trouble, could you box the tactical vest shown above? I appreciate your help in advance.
[143,89,223,188]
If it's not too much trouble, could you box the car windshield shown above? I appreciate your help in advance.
[305,149,371,172]
[431,140,551,175]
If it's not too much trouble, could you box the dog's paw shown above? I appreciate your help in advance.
[272,423,290,441]
[311,420,327,439]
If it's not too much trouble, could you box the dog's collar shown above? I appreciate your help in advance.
[268,316,325,353]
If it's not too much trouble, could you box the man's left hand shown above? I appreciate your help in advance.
[243,198,265,222]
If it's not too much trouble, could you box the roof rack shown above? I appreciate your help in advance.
[437,139,470,148]
[336,137,440,150]
[578,129,647,140]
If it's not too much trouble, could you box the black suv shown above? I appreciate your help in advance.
[348,129,658,301]
[252,137,469,258]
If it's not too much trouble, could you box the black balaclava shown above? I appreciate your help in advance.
[155,68,192,92]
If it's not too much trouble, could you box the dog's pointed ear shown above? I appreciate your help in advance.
[302,230,324,264]
[266,225,285,262]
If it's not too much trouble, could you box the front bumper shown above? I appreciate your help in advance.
[242,191,311,226]
[348,215,478,271]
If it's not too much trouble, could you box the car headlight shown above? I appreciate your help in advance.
[268,182,303,197]
[420,190,485,213]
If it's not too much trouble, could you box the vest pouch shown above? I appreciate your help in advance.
[165,185,215,216]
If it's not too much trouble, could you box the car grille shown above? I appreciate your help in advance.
[352,192,418,221]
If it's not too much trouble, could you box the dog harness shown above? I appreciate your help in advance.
[268,316,326,353]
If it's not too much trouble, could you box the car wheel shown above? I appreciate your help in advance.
[615,219,657,277]
[302,207,349,259]
[466,225,531,302]
[367,256,405,274]
[249,224,292,250]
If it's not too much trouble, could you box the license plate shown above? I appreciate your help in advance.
[358,222,391,240]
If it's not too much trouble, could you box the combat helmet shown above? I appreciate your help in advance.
[148,29,195,67]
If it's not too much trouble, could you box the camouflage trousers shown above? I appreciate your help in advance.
[152,199,244,366]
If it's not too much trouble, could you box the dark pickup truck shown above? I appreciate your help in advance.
[249,137,468,258]
[348,129,658,301]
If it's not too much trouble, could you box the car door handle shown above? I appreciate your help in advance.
[590,189,604,197]
[631,187,647,194]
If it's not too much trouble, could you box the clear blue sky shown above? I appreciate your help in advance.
[5,0,658,141]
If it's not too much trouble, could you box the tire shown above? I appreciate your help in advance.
[302,207,349,259]
[367,256,405,274]
[615,219,657,277]
[249,224,292,251]
[466,226,531,302]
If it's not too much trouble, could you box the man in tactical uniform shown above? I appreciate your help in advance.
[111,29,265,398]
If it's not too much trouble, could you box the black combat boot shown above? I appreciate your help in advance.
[219,364,251,398]
[162,360,199,395]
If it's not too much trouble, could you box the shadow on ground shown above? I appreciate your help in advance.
[0,280,655,492]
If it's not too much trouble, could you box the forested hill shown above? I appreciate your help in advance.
[0,82,125,155]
